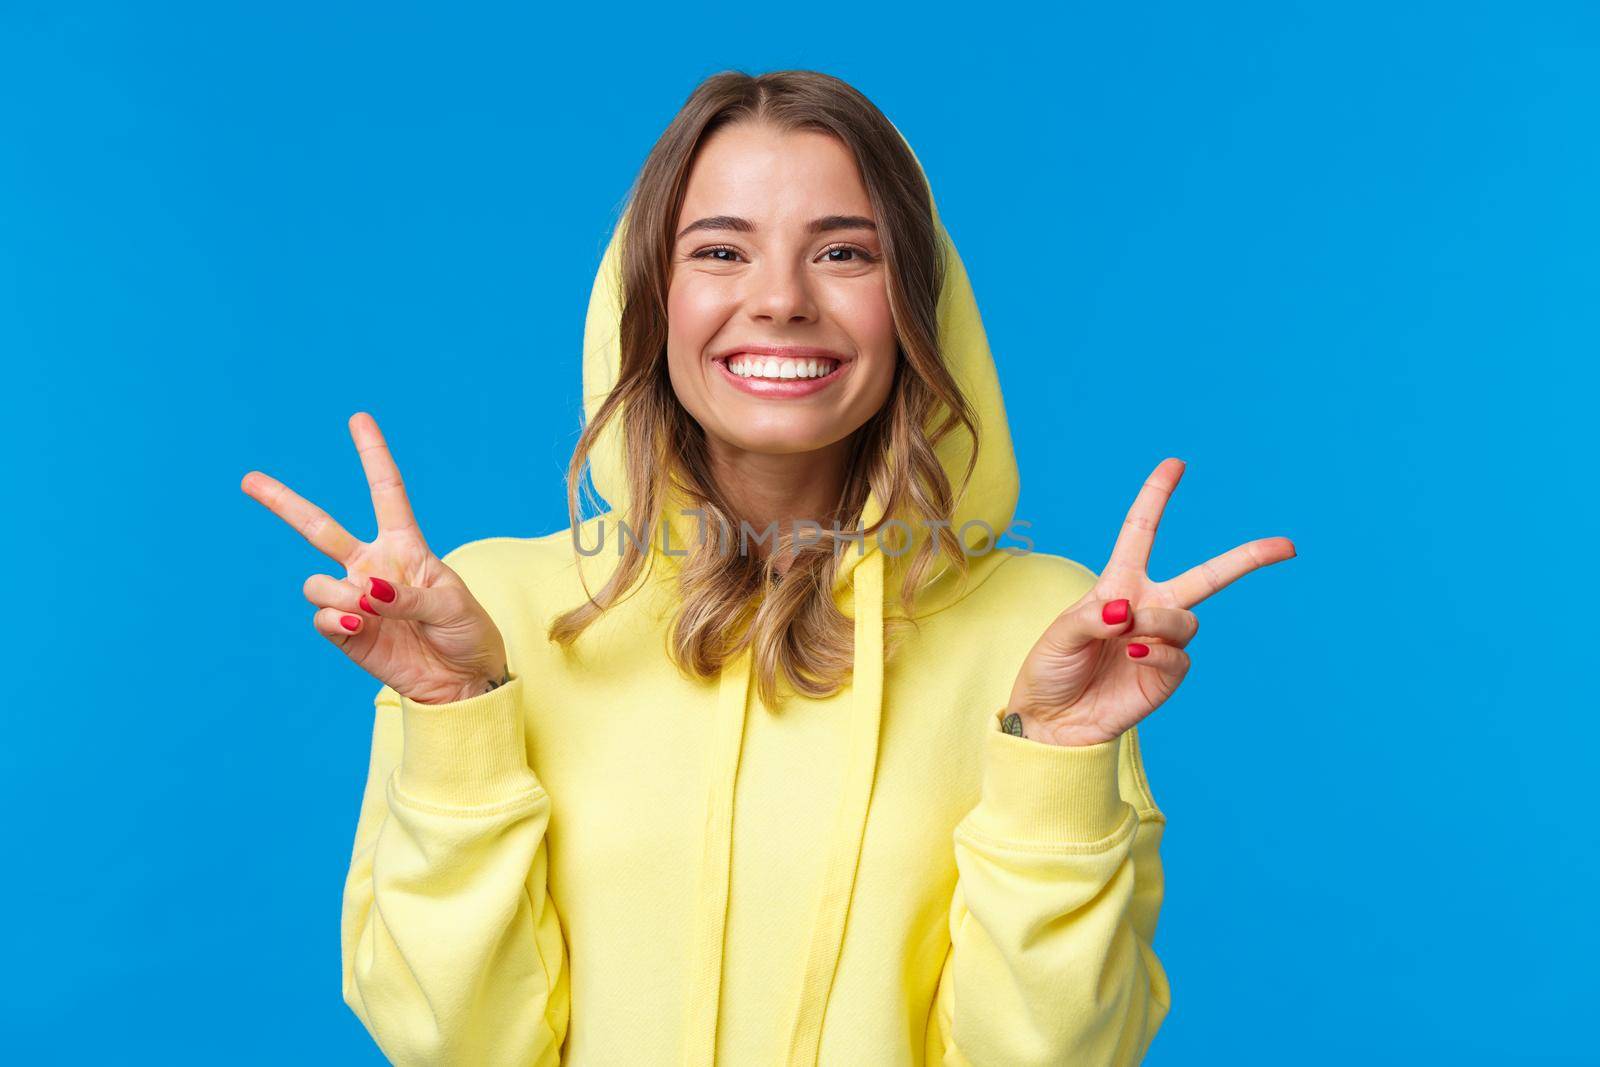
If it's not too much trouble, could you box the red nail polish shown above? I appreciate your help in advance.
[359,594,374,614]
[340,615,361,632]
[370,577,396,603]
[1102,599,1130,625]
[1127,643,1149,658]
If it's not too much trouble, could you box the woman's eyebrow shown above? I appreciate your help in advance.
[675,214,878,241]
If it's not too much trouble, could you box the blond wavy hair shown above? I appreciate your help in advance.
[549,70,980,708]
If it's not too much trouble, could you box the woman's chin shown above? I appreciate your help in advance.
[706,418,851,458]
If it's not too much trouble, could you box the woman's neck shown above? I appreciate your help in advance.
[706,436,852,576]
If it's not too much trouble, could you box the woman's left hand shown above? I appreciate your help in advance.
[1005,458,1296,747]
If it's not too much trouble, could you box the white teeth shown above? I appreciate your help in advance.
[727,355,838,380]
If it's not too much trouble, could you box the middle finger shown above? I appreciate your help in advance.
[1107,458,1185,576]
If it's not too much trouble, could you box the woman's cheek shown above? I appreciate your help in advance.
[824,280,898,378]
[827,277,895,346]
[669,277,737,347]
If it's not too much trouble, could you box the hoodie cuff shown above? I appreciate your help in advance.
[969,707,1130,844]
[395,673,543,809]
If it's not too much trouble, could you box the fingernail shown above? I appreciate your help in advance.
[340,615,361,632]
[359,594,374,614]
[1127,643,1149,658]
[370,577,396,603]
[1102,599,1130,625]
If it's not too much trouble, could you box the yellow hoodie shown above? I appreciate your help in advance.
[340,143,1171,1066]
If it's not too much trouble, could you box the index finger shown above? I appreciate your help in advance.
[349,411,420,534]
[240,470,363,565]
[1107,457,1186,576]
[1161,536,1297,609]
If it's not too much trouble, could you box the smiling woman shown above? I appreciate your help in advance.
[668,128,897,458]
[552,82,983,704]
[244,66,1295,1067]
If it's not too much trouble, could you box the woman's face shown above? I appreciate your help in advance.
[667,121,898,460]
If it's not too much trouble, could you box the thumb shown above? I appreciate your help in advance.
[356,574,459,625]
[1040,594,1136,654]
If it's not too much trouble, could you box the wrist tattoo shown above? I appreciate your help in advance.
[1001,711,1025,737]
[481,666,512,695]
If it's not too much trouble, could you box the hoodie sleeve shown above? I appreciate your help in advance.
[339,672,571,1066]
[926,713,1171,1066]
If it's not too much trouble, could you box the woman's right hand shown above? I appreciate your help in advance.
[241,411,510,706]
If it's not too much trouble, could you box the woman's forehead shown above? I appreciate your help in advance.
[678,125,872,226]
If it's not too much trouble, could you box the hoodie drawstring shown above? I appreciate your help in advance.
[679,546,888,1067]
[783,546,885,1066]
[681,642,753,1065]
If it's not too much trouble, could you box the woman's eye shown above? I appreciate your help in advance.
[691,246,742,262]
[821,245,876,263]
[688,245,877,264]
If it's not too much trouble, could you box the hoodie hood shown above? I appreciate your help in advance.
[577,127,1019,1066]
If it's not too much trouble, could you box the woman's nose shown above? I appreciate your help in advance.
[747,259,817,322]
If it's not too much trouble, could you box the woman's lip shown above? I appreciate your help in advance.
[712,356,850,398]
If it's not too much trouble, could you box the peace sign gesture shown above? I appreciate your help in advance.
[240,412,510,706]
[1005,458,1296,747]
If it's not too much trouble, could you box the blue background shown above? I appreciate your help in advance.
[3,2,1593,1062]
